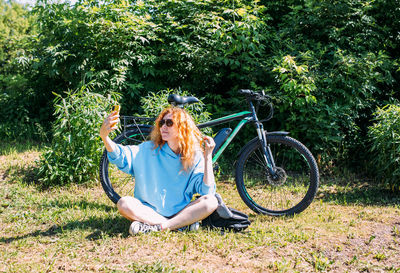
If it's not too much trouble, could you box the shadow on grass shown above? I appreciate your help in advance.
[3,163,103,194]
[0,215,131,244]
[3,165,37,185]
[317,183,400,207]
[0,141,42,156]
[44,199,116,213]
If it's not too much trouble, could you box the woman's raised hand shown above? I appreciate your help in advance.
[203,136,216,158]
[100,110,120,140]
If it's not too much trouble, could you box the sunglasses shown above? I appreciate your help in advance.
[159,118,174,127]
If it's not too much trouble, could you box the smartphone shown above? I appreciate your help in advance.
[112,105,120,113]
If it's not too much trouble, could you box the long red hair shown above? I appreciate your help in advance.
[150,107,204,171]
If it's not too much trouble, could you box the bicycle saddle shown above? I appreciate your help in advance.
[167,94,199,107]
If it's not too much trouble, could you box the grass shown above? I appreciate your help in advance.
[1,143,400,272]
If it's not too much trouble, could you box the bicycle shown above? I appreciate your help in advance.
[99,89,319,216]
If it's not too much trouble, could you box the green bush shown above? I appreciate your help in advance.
[368,104,400,190]
[141,89,211,123]
[3,0,400,176]
[30,0,268,109]
[36,86,120,187]
[0,0,42,141]
[260,0,398,172]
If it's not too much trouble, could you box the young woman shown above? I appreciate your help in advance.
[100,106,218,234]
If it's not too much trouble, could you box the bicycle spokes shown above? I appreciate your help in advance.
[237,136,317,214]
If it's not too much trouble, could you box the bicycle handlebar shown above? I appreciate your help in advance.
[238,89,271,101]
[239,89,273,122]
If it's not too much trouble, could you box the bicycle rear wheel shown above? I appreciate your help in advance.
[235,135,319,216]
[99,126,152,204]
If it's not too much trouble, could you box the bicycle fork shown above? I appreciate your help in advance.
[248,100,278,178]
[255,121,279,178]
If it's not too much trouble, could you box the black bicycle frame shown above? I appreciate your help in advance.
[197,100,278,176]
[198,111,252,164]
[121,101,278,175]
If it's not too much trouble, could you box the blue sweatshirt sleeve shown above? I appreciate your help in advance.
[191,155,216,196]
[107,144,136,176]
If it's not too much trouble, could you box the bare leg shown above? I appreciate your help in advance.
[117,196,168,225]
[161,194,218,231]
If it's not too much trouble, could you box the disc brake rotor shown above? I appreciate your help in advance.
[267,167,287,186]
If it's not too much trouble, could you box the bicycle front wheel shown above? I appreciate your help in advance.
[99,126,152,204]
[235,135,319,216]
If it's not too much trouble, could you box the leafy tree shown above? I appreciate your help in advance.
[0,0,42,141]
[260,0,398,171]
[4,0,400,178]
[31,0,268,112]
[0,0,32,73]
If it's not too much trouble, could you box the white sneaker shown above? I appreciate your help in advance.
[129,221,161,235]
[189,221,200,231]
[178,221,200,232]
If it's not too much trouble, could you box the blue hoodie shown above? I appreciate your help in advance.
[107,141,215,217]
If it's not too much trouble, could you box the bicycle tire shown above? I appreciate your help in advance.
[99,126,152,204]
[235,135,319,216]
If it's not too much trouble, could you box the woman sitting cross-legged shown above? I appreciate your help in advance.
[99,106,218,234]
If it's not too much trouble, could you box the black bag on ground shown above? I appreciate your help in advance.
[201,193,251,232]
